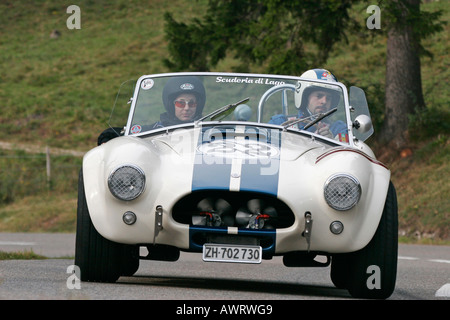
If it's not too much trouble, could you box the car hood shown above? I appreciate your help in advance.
[146,126,329,162]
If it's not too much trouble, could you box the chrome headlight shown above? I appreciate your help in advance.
[324,174,361,211]
[108,165,145,201]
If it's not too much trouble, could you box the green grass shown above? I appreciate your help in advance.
[0,193,77,233]
[0,249,47,260]
[0,0,208,149]
[391,135,449,244]
[0,1,448,243]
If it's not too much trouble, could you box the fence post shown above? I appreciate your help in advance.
[46,146,51,188]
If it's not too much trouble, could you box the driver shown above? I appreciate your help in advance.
[269,69,347,140]
[153,76,206,127]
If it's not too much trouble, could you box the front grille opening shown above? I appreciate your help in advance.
[172,191,295,229]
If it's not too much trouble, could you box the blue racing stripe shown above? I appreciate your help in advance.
[239,158,280,195]
[191,126,281,195]
[192,127,232,191]
[239,129,281,196]
[192,153,232,191]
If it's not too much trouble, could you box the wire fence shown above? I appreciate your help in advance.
[0,148,82,204]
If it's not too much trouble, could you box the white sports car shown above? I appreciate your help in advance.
[75,71,398,299]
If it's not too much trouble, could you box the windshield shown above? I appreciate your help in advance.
[349,86,373,141]
[118,73,352,144]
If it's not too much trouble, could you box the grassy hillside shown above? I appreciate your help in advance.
[0,0,209,149]
[0,1,448,243]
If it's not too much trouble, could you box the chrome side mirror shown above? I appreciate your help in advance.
[353,114,373,134]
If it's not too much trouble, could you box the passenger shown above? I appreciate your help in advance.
[153,76,206,127]
[98,76,206,145]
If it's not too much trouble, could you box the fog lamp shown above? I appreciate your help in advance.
[330,221,344,234]
[123,211,137,225]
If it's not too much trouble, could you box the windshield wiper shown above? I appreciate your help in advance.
[283,107,337,131]
[196,97,250,122]
[281,115,314,129]
[303,107,337,130]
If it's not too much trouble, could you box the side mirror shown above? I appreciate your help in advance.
[353,114,372,134]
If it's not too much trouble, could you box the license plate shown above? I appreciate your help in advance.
[202,243,262,264]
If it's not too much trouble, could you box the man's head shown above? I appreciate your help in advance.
[295,69,341,115]
[306,89,334,115]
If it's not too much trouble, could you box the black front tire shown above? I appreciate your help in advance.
[330,181,398,299]
[330,254,349,289]
[74,169,139,282]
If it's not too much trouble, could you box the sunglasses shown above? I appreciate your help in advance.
[174,100,197,108]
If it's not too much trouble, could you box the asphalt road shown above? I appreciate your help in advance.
[0,233,449,300]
